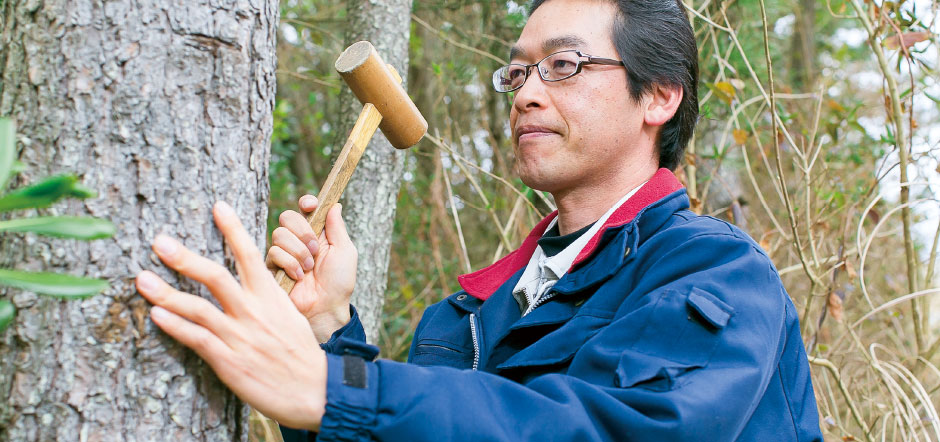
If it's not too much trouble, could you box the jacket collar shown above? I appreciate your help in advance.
[457,168,684,301]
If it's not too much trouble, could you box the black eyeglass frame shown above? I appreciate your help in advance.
[492,50,626,93]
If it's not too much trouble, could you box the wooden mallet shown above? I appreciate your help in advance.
[272,41,428,294]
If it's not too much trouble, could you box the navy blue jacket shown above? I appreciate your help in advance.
[285,169,822,441]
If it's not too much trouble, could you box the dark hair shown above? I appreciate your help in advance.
[529,0,699,170]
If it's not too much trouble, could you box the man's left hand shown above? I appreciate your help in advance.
[135,201,326,431]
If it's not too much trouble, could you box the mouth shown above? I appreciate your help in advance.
[515,125,560,144]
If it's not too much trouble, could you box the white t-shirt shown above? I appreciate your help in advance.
[512,183,646,315]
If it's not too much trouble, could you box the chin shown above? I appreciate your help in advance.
[516,170,557,193]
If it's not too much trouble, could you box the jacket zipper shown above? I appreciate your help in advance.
[524,289,558,316]
[469,313,481,371]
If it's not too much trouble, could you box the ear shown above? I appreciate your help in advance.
[643,83,683,127]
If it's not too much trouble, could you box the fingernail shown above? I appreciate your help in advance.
[301,196,317,209]
[215,201,235,217]
[154,235,177,256]
[295,268,305,280]
[137,271,158,292]
[307,240,319,256]
[151,306,168,320]
[303,257,315,271]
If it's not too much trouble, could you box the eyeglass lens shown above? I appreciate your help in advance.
[493,51,582,92]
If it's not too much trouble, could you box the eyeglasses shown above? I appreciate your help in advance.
[492,50,625,93]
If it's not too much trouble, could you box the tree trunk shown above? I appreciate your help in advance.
[789,0,817,89]
[0,0,277,440]
[340,0,413,343]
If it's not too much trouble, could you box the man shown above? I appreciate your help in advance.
[135,0,823,440]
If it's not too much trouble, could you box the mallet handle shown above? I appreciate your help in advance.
[273,103,383,294]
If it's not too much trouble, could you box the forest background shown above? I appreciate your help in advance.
[0,0,938,440]
[272,0,939,439]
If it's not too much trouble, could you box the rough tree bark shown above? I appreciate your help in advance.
[0,0,277,440]
[339,0,414,343]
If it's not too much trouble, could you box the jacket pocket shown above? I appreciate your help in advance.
[614,348,704,391]
[617,288,734,390]
[411,339,474,368]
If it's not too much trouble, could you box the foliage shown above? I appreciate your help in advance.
[0,118,115,333]
[268,0,939,440]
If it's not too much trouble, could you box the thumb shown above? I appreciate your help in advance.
[323,203,353,247]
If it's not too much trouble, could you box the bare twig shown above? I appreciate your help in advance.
[275,69,340,89]
[492,193,526,261]
[411,14,507,65]
[851,288,940,329]
[926,221,940,287]
[440,150,472,274]
[857,196,938,312]
[431,135,515,252]
[808,356,874,440]
[683,2,732,32]
[281,17,342,43]
[754,3,821,294]
[847,0,922,352]
[718,13,804,165]
[428,134,543,218]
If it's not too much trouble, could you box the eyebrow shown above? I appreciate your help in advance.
[509,35,589,61]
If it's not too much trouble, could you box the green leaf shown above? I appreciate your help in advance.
[0,216,115,239]
[0,269,108,298]
[0,118,15,191]
[700,103,713,119]
[0,174,97,212]
[0,299,14,333]
[926,91,940,105]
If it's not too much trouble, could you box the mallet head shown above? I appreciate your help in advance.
[335,41,428,149]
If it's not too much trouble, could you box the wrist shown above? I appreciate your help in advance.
[301,350,328,432]
[309,307,352,343]
[302,395,326,432]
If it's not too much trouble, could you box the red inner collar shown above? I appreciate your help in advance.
[456,168,683,301]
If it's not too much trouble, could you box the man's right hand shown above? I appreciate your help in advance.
[266,195,357,343]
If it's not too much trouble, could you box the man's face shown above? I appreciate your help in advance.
[509,0,654,196]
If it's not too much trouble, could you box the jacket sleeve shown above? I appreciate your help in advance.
[316,231,807,442]
[320,305,367,354]
[280,305,369,441]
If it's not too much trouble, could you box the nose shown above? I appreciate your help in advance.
[512,67,550,114]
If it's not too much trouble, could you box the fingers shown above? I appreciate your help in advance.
[265,245,305,281]
[323,204,353,247]
[277,210,319,259]
[213,201,269,286]
[149,305,234,368]
[272,227,315,273]
[298,195,317,213]
[151,234,245,313]
[136,270,238,341]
